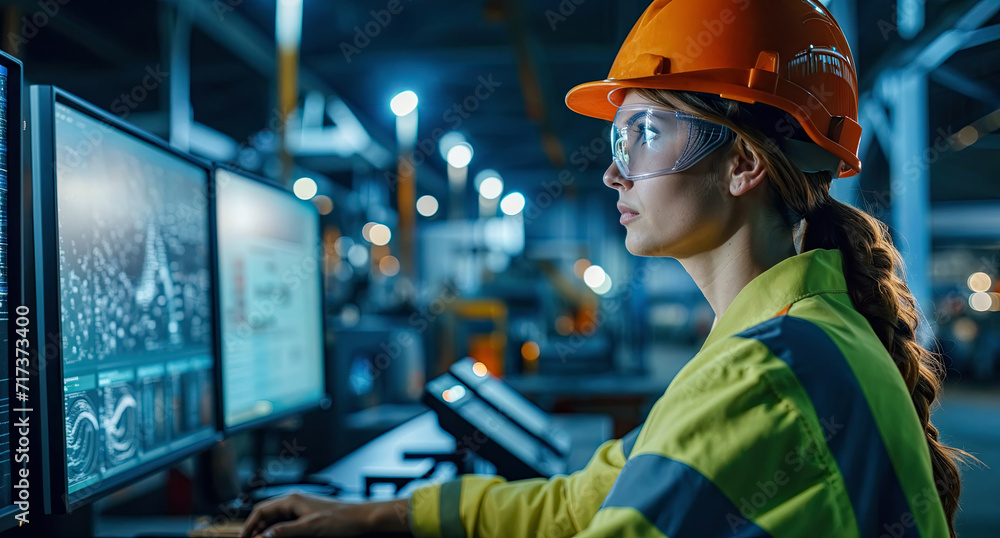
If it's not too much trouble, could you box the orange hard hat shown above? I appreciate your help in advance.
[565,0,862,178]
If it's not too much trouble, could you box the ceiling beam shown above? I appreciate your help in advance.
[911,0,1000,72]
[860,0,1000,92]
[162,0,396,171]
[962,22,1000,49]
[930,64,1000,108]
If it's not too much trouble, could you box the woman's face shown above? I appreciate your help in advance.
[604,91,736,258]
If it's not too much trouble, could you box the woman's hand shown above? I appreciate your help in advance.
[239,492,410,538]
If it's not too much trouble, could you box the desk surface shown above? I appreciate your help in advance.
[96,411,612,537]
[314,411,454,498]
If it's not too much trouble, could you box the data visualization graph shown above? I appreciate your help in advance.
[139,371,167,449]
[52,101,216,502]
[100,377,139,472]
[54,114,213,364]
[64,389,100,493]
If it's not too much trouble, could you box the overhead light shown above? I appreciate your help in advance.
[293,177,317,200]
[500,192,525,215]
[416,195,439,217]
[970,292,992,312]
[390,91,418,117]
[369,224,391,246]
[446,143,473,168]
[276,0,303,49]
[968,272,992,293]
[478,176,504,200]
[583,265,607,288]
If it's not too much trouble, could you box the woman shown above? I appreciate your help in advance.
[241,0,967,536]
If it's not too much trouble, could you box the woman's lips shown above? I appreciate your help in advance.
[618,202,639,225]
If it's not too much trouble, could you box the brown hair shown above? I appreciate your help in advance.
[635,88,971,537]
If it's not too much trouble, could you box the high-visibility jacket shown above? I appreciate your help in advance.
[409,248,949,537]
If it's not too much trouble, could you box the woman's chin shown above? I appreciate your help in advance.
[625,230,685,258]
[624,235,662,257]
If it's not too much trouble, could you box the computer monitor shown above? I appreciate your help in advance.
[30,86,222,513]
[213,166,327,432]
[0,51,24,532]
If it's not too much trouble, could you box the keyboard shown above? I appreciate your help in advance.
[187,518,245,538]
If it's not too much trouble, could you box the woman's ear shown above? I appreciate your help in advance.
[728,140,767,197]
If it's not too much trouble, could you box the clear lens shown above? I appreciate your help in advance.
[610,104,734,180]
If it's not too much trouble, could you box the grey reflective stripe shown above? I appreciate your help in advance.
[601,454,771,537]
[737,316,917,537]
[439,479,466,538]
[621,424,643,459]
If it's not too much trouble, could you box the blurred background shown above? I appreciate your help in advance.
[2,0,998,535]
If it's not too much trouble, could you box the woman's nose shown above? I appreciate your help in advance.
[603,162,632,191]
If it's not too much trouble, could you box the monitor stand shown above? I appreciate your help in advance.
[212,428,343,517]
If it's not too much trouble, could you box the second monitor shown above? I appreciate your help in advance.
[213,166,327,432]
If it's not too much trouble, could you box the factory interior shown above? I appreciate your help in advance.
[0,0,998,536]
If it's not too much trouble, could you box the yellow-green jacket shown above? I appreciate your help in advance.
[409,248,949,537]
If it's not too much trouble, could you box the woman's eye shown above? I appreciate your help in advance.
[630,125,649,145]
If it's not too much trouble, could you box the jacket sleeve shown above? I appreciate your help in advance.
[408,430,637,538]
[575,337,837,538]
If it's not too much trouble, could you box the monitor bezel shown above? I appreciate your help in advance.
[210,162,331,435]
[30,85,224,514]
[0,49,25,533]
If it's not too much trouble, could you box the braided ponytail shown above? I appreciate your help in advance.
[635,88,972,538]
[799,185,966,538]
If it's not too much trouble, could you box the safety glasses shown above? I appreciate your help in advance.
[610,104,735,180]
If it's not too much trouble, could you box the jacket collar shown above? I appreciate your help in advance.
[699,248,849,351]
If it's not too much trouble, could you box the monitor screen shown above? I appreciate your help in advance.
[215,168,324,430]
[0,62,13,516]
[52,100,216,504]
